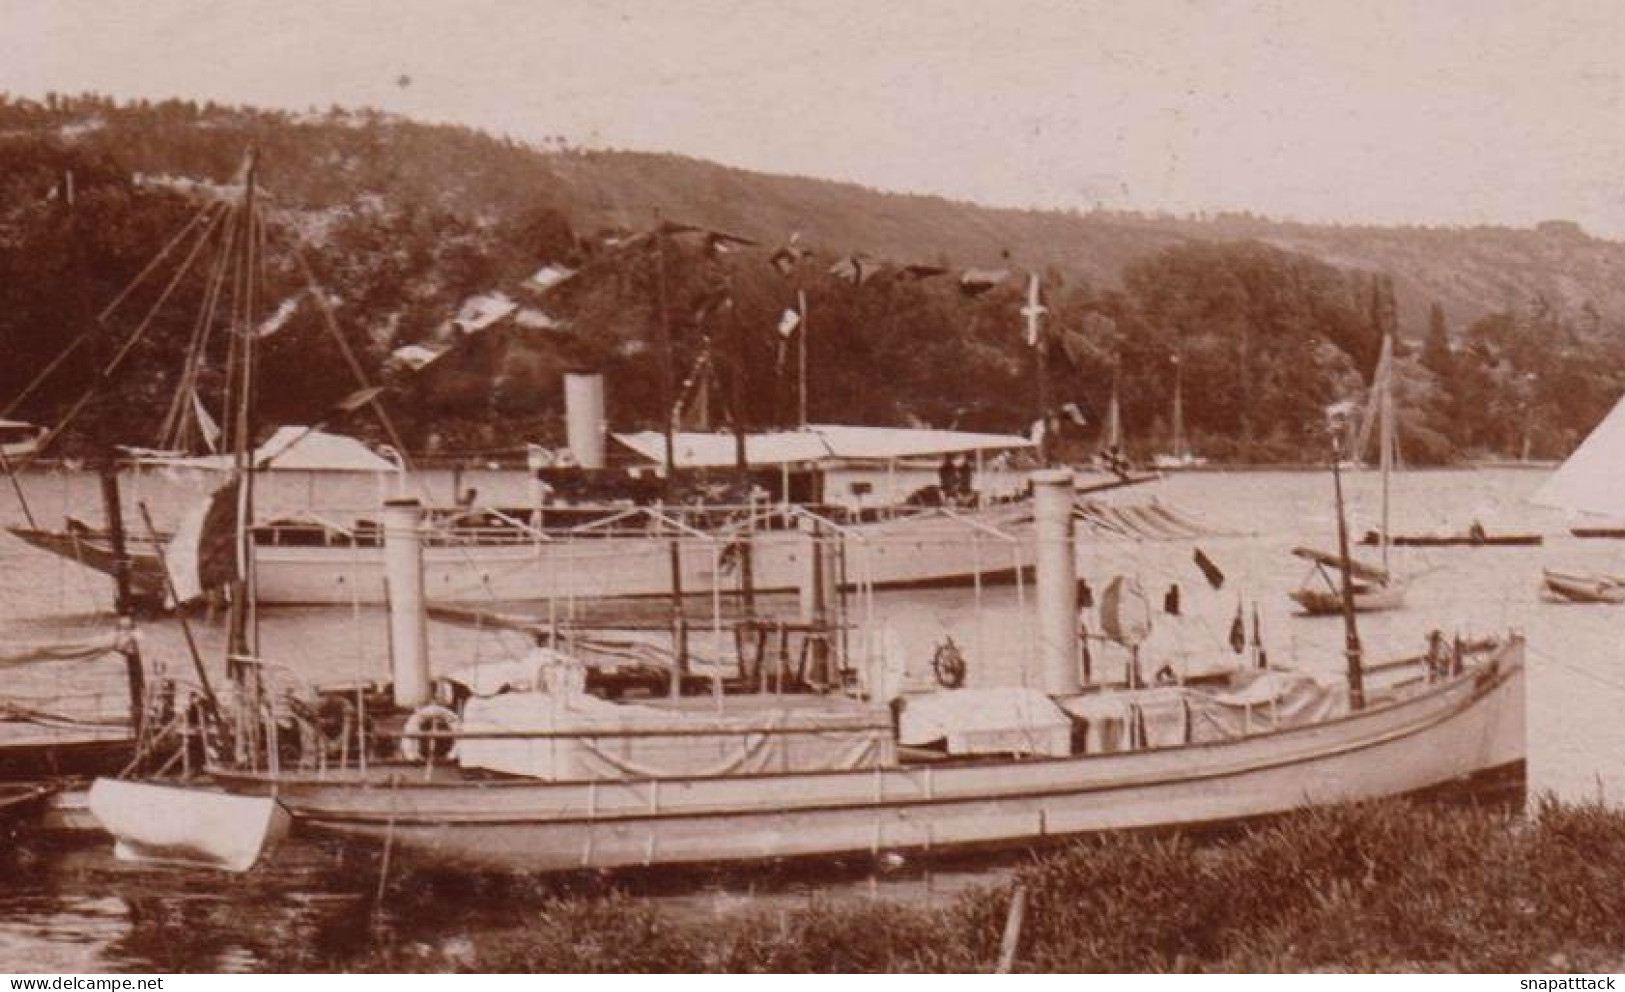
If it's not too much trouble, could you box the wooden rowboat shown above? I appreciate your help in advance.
[1542,568,1625,605]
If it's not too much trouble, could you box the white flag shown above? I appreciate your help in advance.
[1020,273,1047,347]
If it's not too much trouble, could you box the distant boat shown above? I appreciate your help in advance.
[1530,387,1625,601]
[1541,568,1625,605]
[1293,333,1408,615]
[1360,528,1543,548]
[1151,353,1207,470]
[1289,546,1408,614]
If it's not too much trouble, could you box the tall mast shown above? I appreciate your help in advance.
[796,288,809,429]
[727,279,755,613]
[1332,435,1365,710]
[1378,332,1393,574]
[1022,273,1049,465]
[652,213,687,664]
[1171,353,1185,460]
[228,150,259,659]
[1105,362,1122,451]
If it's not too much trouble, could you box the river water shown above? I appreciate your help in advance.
[1,466,1622,971]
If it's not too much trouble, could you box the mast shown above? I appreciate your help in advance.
[1378,332,1394,574]
[652,214,688,665]
[227,150,259,660]
[1104,364,1122,452]
[727,284,755,613]
[1170,353,1185,461]
[1022,273,1050,465]
[1331,435,1366,710]
[797,288,809,429]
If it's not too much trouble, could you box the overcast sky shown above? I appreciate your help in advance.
[5,0,1625,235]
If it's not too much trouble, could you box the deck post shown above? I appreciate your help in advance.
[1032,469,1080,695]
[383,498,431,708]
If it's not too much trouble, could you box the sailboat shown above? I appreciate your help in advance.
[1152,354,1206,470]
[1531,385,1625,602]
[1291,333,1408,615]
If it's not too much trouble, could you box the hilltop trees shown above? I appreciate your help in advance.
[2,93,1624,463]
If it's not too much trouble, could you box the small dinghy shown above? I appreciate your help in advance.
[89,778,290,872]
[1541,568,1625,605]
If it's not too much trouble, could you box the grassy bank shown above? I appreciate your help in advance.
[299,798,1625,973]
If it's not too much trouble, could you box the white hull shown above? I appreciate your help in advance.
[249,505,1037,605]
[216,641,1523,874]
[1542,568,1625,605]
[1290,581,1408,615]
[89,778,291,872]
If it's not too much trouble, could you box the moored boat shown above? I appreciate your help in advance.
[1531,373,1625,599]
[1361,529,1543,548]
[1292,331,1410,615]
[1541,568,1625,605]
[1288,547,1409,615]
[91,472,1526,877]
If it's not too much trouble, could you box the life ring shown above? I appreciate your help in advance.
[400,704,460,763]
[931,637,968,689]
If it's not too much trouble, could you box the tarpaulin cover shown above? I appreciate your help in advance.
[899,687,1072,757]
[457,692,894,781]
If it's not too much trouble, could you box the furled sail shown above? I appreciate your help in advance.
[1531,392,1625,517]
[164,481,241,604]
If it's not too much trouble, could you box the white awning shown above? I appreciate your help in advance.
[136,426,399,473]
[807,423,1032,460]
[611,424,1032,469]
[612,430,833,469]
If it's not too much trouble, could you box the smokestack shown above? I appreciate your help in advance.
[383,498,430,708]
[1032,469,1080,695]
[564,372,607,469]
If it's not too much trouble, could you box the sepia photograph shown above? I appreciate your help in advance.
[0,0,1621,976]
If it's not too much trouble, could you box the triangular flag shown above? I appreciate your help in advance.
[329,385,386,416]
[1193,548,1225,590]
[190,390,220,453]
[1059,401,1089,429]
[770,234,809,277]
[829,255,882,285]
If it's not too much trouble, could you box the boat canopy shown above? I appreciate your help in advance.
[611,424,1033,470]
[1531,392,1625,517]
[1291,546,1390,583]
[134,425,399,473]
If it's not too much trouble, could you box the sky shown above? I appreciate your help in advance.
[5,0,1625,235]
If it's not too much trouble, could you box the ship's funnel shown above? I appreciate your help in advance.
[564,372,607,469]
[382,498,431,708]
[1032,469,1080,695]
